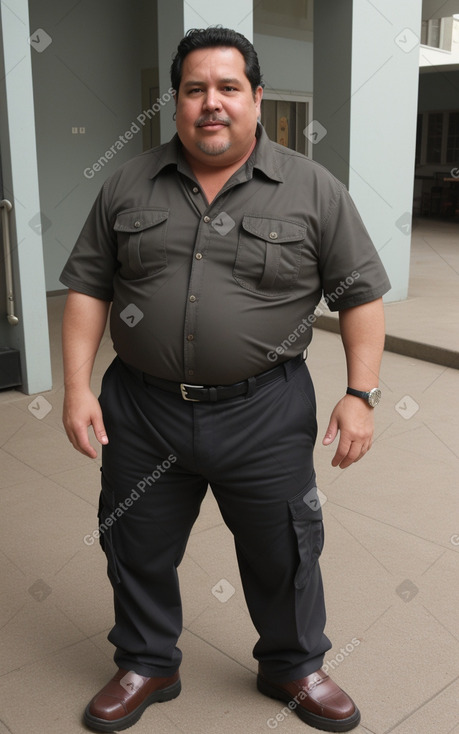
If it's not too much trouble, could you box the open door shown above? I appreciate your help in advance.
[0,0,51,394]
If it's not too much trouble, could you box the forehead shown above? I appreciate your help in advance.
[181,46,247,82]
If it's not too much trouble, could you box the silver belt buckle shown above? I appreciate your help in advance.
[180,383,204,401]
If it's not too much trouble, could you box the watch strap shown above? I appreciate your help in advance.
[346,387,370,399]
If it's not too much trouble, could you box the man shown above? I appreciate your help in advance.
[61,27,390,733]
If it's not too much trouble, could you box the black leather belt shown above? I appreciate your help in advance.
[142,353,304,402]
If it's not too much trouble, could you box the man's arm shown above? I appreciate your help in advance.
[322,297,385,469]
[62,289,111,458]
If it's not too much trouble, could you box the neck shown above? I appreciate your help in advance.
[183,137,257,180]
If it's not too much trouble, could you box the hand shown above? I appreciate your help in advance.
[322,394,374,469]
[63,387,108,458]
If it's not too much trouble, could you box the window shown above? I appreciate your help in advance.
[426,113,443,163]
[417,110,459,165]
[261,96,311,156]
[415,114,423,166]
[420,17,454,51]
[429,19,441,48]
[447,112,459,162]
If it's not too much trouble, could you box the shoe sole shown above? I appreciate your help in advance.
[83,678,181,732]
[257,675,361,733]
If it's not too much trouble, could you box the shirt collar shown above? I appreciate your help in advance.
[148,122,284,184]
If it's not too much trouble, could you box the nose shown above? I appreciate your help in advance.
[203,88,222,112]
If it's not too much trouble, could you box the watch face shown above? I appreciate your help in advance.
[368,388,381,407]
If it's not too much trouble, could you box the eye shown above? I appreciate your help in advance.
[188,87,203,94]
[222,86,237,92]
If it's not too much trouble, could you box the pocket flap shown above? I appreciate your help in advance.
[242,215,306,244]
[114,208,169,233]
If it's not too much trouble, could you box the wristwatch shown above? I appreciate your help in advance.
[346,387,381,407]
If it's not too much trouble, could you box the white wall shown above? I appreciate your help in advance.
[29,0,147,292]
[348,0,422,303]
[253,33,313,95]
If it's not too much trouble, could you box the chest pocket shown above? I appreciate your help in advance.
[114,208,169,279]
[233,215,306,296]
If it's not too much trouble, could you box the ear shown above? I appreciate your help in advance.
[254,85,263,116]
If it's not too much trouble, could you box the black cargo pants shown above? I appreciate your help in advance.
[97,356,331,682]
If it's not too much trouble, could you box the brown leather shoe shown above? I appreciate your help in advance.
[84,667,181,732]
[257,668,360,732]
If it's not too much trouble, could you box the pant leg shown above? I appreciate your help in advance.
[200,362,332,682]
[98,358,208,677]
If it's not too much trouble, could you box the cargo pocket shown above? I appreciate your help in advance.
[98,471,121,584]
[233,215,306,296]
[288,483,324,589]
[114,208,169,279]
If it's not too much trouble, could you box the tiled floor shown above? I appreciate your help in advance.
[0,220,458,733]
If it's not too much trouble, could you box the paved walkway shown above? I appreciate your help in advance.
[317,218,459,368]
[0,219,457,733]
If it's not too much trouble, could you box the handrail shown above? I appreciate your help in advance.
[0,199,19,325]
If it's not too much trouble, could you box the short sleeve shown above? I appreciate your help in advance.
[59,179,118,301]
[318,184,391,311]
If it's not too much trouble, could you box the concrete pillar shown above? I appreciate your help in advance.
[158,0,253,143]
[0,0,52,393]
[313,0,423,302]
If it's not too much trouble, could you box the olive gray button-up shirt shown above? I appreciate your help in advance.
[60,125,391,384]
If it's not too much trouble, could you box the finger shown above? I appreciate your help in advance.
[323,417,338,446]
[335,441,364,469]
[331,436,352,467]
[92,415,109,447]
[71,424,98,459]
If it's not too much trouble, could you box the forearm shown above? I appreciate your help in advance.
[62,289,110,391]
[338,298,385,390]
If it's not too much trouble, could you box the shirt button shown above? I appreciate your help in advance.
[269,231,278,239]
[134,220,141,228]
[192,186,199,194]
[187,334,194,341]
[195,252,203,260]
[189,295,196,302]
[203,215,211,223]
[188,369,194,376]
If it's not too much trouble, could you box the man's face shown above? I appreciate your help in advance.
[175,46,263,168]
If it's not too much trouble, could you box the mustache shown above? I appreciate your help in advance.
[195,115,231,127]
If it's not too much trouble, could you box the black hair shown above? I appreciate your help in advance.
[170,26,264,96]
